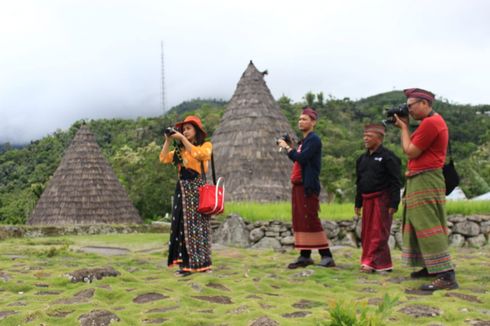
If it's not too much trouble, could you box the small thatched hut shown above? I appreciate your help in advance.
[211,61,296,201]
[27,125,142,225]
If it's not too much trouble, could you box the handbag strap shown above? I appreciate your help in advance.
[447,132,454,163]
[200,153,217,185]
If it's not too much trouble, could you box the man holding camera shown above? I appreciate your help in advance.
[394,88,458,291]
[277,107,335,269]
[355,123,401,273]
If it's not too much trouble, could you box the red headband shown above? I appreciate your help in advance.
[364,123,385,136]
[302,107,318,120]
[403,88,435,102]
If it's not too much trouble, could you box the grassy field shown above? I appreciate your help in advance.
[224,201,490,222]
[0,233,489,325]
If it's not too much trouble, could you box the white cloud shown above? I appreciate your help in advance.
[1,0,489,143]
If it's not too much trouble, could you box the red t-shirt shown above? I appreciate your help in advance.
[408,114,448,172]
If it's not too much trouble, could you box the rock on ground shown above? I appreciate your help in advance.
[213,214,251,247]
[78,310,120,326]
[67,267,120,283]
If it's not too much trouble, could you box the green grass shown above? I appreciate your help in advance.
[1,234,489,325]
[224,202,355,222]
[224,200,490,222]
[446,200,490,216]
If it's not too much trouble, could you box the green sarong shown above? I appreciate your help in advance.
[401,169,453,274]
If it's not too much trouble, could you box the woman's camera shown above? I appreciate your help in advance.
[164,127,177,136]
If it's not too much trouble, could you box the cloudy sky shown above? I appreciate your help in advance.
[1,0,489,144]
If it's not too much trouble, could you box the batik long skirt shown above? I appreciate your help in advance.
[167,177,212,272]
[292,184,329,250]
[361,190,393,271]
[401,169,453,274]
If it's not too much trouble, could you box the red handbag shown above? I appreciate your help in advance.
[198,177,225,215]
[197,154,225,215]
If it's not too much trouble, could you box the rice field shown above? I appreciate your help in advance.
[224,200,490,222]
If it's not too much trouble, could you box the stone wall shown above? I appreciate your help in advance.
[211,214,490,249]
[0,223,169,240]
[1,215,488,250]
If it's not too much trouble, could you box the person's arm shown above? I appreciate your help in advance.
[189,142,212,161]
[159,136,174,163]
[394,114,423,159]
[354,156,363,211]
[172,132,194,153]
[385,153,402,210]
[287,136,320,164]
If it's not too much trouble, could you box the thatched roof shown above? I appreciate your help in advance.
[211,61,296,201]
[27,125,142,225]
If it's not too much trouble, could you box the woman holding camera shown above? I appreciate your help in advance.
[160,115,213,276]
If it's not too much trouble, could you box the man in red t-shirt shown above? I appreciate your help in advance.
[394,88,458,292]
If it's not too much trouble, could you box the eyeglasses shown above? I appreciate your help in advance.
[407,100,422,109]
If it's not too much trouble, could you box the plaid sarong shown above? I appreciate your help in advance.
[401,169,453,274]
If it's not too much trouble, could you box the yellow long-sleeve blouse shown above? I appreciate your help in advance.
[159,142,212,174]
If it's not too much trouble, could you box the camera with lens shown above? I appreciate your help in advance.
[382,103,409,125]
[164,127,177,136]
[276,133,292,146]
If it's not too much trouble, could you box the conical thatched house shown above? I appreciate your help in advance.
[212,61,296,201]
[27,125,142,225]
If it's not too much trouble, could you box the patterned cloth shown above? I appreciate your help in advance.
[168,172,212,272]
[361,190,393,271]
[292,184,329,250]
[401,169,452,274]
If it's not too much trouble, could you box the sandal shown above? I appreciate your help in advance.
[420,276,459,291]
[175,270,192,277]
[360,266,375,273]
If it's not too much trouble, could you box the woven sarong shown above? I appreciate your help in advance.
[292,184,329,250]
[401,169,452,274]
[168,177,212,272]
[361,190,393,271]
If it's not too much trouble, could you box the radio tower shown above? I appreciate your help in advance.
[160,41,166,113]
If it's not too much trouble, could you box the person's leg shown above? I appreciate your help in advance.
[287,250,314,269]
[318,248,335,267]
[301,250,312,258]
[419,270,458,291]
[288,185,315,269]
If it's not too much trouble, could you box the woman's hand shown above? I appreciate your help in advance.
[169,131,184,141]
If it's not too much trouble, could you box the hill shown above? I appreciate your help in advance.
[0,93,488,224]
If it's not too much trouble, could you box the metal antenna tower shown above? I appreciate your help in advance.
[160,41,166,113]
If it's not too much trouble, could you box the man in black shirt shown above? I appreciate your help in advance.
[355,123,401,273]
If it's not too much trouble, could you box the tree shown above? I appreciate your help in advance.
[316,92,325,108]
[304,92,316,107]
[111,142,176,220]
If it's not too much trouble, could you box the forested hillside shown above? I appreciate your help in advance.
[1,92,489,224]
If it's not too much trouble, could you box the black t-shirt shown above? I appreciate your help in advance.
[355,145,402,209]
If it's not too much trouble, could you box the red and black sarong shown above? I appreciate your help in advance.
[360,190,393,271]
[292,184,329,250]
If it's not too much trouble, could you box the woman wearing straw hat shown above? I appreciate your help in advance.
[160,115,213,277]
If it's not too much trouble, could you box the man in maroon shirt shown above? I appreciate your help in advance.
[394,88,458,292]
